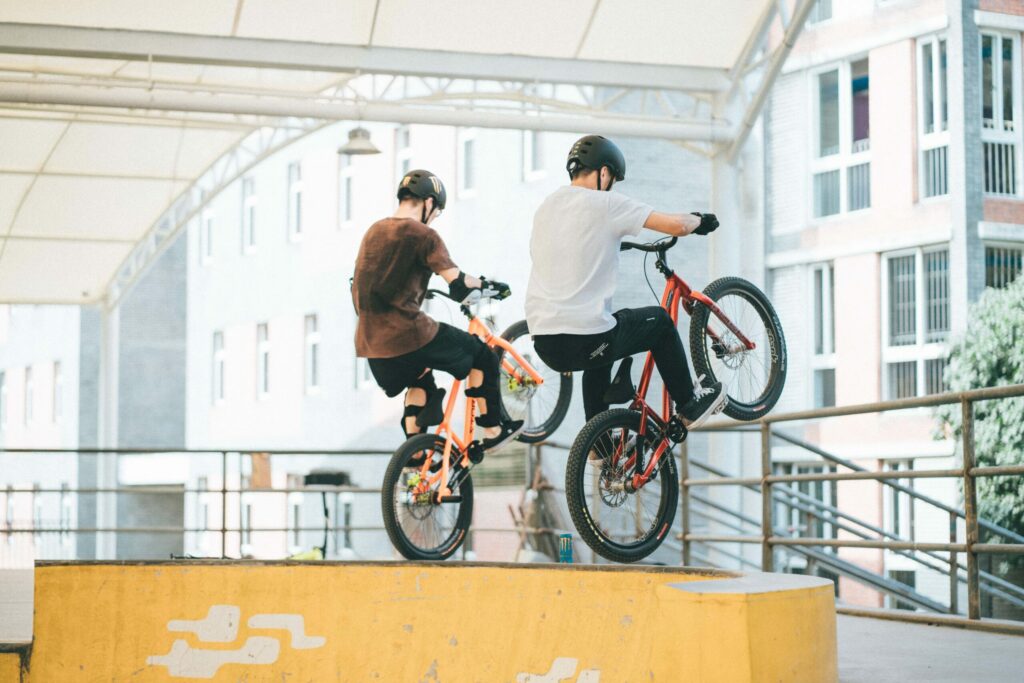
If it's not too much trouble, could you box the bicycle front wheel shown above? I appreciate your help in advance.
[689,276,787,421]
[381,434,474,561]
[565,409,678,563]
[496,319,573,443]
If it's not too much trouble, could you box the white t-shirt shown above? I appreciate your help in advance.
[525,186,653,336]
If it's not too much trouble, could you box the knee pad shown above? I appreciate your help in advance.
[400,404,423,438]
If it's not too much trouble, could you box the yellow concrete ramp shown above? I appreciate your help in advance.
[18,561,837,682]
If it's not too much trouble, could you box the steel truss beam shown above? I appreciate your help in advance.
[0,23,731,93]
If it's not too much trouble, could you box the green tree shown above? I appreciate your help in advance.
[937,275,1024,545]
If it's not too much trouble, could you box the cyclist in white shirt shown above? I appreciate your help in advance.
[525,135,725,429]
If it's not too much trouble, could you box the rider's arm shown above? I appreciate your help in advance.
[643,212,701,237]
[439,268,482,289]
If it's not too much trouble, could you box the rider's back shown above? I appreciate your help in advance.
[525,186,651,337]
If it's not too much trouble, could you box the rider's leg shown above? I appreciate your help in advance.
[402,387,427,437]
[581,363,614,421]
[605,307,695,413]
[464,346,501,439]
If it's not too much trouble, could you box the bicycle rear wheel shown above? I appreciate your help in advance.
[496,319,573,443]
[689,276,787,422]
[565,408,678,563]
[381,434,474,561]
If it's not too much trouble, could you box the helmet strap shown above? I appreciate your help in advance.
[420,198,430,224]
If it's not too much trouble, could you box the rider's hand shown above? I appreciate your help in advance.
[479,278,511,301]
[690,212,719,236]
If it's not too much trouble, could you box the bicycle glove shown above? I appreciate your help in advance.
[447,271,478,303]
[480,277,512,301]
[691,212,720,236]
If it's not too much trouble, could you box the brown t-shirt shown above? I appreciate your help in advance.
[352,217,457,358]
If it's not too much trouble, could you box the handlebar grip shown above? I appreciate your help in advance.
[620,236,678,253]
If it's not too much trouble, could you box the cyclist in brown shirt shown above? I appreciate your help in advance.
[352,169,523,454]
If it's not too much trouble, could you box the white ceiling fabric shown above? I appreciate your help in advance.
[0,0,775,304]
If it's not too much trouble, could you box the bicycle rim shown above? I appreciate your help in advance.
[499,330,567,437]
[702,291,778,409]
[386,437,472,558]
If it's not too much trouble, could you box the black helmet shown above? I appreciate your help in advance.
[566,135,625,182]
[397,169,447,211]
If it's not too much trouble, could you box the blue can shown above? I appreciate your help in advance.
[558,534,573,563]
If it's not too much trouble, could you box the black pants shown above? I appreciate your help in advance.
[368,323,502,427]
[533,307,695,420]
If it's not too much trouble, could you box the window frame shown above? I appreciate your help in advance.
[522,129,546,181]
[458,128,478,198]
[304,314,320,394]
[287,161,303,241]
[983,240,1024,289]
[881,246,949,400]
[980,31,1023,197]
[52,360,62,423]
[809,58,872,219]
[241,176,257,254]
[338,155,356,229]
[199,207,215,265]
[212,331,225,405]
[256,323,270,399]
[810,263,837,408]
[917,34,950,200]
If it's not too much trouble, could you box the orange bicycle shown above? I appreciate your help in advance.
[566,236,787,563]
[381,288,572,560]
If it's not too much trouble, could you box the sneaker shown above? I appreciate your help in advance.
[679,375,726,429]
[480,419,524,454]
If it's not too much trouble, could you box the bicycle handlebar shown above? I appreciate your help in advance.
[424,288,509,303]
[620,236,678,253]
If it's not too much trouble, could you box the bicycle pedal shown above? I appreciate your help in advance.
[467,441,485,464]
[667,416,688,443]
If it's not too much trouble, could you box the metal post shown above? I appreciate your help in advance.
[961,398,980,620]
[760,421,773,571]
[220,451,227,559]
[679,441,691,566]
[949,510,959,615]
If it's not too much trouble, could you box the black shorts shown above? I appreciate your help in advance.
[367,323,485,397]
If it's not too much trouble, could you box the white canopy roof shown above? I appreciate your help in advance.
[0,0,812,306]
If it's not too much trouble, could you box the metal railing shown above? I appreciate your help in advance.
[682,383,1024,632]
[0,447,562,565]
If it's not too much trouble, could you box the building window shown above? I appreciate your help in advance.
[52,361,62,423]
[0,371,7,430]
[24,366,33,425]
[241,502,253,546]
[918,36,949,198]
[774,463,838,546]
[305,314,320,392]
[339,492,354,551]
[200,209,214,265]
[811,264,836,408]
[985,244,1023,288]
[339,156,355,227]
[807,0,831,25]
[882,247,949,399]
[212,331,225,404]
[257,323,270,398]
[355,357,373,389]
[812,59,871,217]
[287,161,303,240]
[887,569,918,611]
[523,130,545,179]
[459,129,477,196]
[396,125,413,182]
[241,176,257,253]
[981,33,1021,196]
[60,482,71,544]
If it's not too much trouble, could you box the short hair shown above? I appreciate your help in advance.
[568,162,598,181]
[397,188,424,204]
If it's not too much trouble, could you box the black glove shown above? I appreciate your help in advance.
[480,277,511,301]
[447,271,479,303]
[691,212,719,236]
